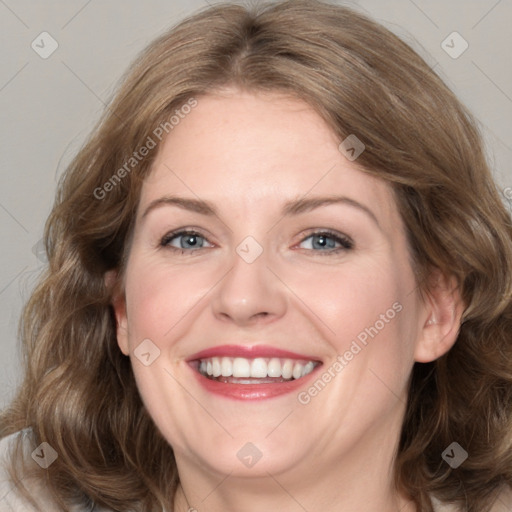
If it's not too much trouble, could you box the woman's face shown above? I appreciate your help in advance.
[114,90,436,482]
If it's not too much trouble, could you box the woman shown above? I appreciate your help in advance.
[1,1,511,511]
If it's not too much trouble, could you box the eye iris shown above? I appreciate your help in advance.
[313,234,336,249]
[182,234,201,248]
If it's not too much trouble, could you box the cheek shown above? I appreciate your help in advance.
[293,258,406,340]
[123,256,216,345]
[289,256,418,385]
[121,257,207,441]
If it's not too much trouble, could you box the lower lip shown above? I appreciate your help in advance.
[189,364,322,400]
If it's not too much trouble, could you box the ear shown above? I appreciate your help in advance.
[105,270,129,356]
[414,269,465,363]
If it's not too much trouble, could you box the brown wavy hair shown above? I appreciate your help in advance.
[2,1,512,511]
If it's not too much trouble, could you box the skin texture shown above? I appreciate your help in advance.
[112,90,463,512]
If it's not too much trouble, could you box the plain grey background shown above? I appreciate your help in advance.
[0,0,511,409]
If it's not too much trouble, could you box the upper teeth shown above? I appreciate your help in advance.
[199,357,317,379]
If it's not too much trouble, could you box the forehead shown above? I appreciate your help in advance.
[139,91,398,225]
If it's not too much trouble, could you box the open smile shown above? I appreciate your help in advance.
[187,345,323,400]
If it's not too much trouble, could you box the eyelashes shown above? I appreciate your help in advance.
[298,231,353,252]
[159,228,354,256]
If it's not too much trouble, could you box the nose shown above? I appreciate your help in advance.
[210,245,288,327]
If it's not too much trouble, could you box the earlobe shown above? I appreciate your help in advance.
[105,270,130,356]
[414,270,465,363]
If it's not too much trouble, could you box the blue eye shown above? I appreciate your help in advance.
[160,231,213,251]
[298,232,353,252]
[159,229,352,255]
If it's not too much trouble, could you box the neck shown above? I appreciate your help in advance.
[173,411,416,512]
[174,476,415,512]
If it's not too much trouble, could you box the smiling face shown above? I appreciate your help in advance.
[112,90,457,498]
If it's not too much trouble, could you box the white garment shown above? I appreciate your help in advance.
[1,430,511,511]
[0,430,113,512]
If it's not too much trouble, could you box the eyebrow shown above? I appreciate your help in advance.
[141,195,379,227]
[282,196,380,227]
[142,196,217,219]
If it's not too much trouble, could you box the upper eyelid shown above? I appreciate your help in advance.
[161,227,213,239]
[161,229,213,244]
[295,227,353,243]
[296,231,353,249]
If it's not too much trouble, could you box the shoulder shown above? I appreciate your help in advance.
[0,430,112,512]
[431,497,459,511]
[489,487,512,511]
[0,429,46,511]
[432,488,512,511]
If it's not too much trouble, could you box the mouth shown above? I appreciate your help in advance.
[196,356,318,383]
[187,345,322,400]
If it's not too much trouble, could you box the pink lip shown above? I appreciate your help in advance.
[186,344,322,401]
[187,344,320,362]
